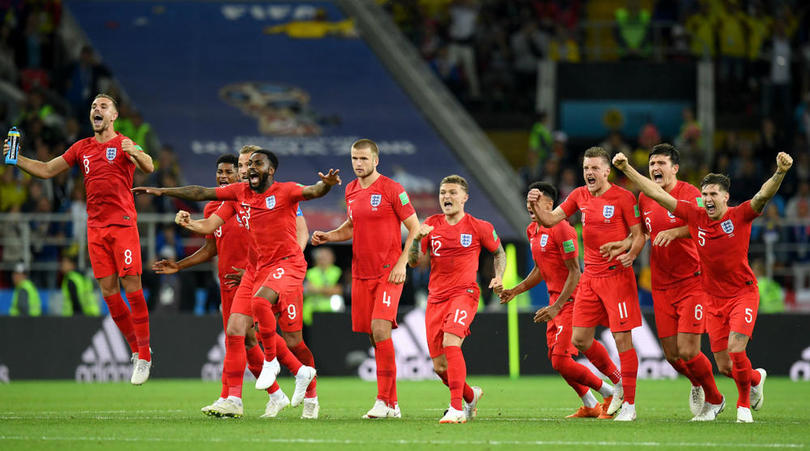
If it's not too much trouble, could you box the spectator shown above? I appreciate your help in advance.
[786,181,810,220]
[600,130,631,156]
[510,20,548,102]
[60,255,100,316]
[430,46,462,94]
[788,198,810,263]
[447,0,481,99]
[685,1,716,59]
[528,111,552,167]
[752,203,787,263]
[0,205,25,267]
[745,3,771,62]
[716,0,747,84]
[752,260,785,313]
[60,45,111,116]
[116,108,158,155]
[303,247,345,326]
[763,20,793,126]
[614,0,652,60]
[548,24,580,62]
[0,166,28,212]
[10,263,41,316]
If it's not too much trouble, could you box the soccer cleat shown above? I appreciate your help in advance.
[130,352,138,365]
[597,397,614,419]
[439,406,467,424]
[255,358,281,390]
[750,368,767,411]
[210,398,243,418]
[737,406,753,423]
[691,396,725,422]
[613,402,636,422]
[390,403,401,418]
[362,399,392,419]
[130,359,151,385]
[606,384,624,415]
[463,386,483,421]
[260,391,290,418]
[301,397,320,419]
[201,398,227,416]
[566,405,603,418]
[689,385,705,416]
[291,366,316,407]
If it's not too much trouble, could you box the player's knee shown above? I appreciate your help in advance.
[244,333,258,348]
[679,348,699,361]
[283,333,302,348]
[433,361,447,374]
[571,335,591,352]
[718,363,732,378]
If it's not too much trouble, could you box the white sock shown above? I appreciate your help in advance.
[581,391,598,408]
[305,396,318,402]
[598,381,614,398]
[270,390,285,401]
[227,396,243,406]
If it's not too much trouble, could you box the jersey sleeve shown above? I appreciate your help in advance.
[738,200,762,223]
[61,141,80,167]
[558,188,580,217]
[673,199,699,221]
[287,183,306,203]
[477,219,500,253]
[622,191,641,227]
[420,216,435,253]
[553,223,578,260]
[390,182,416,221]
[215,183,241,201]
[214,201,237,222]
[203,202,218,240]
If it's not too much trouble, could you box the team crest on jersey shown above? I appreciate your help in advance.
[106,147,117,161]
[265,195,276,209]
[370,194,382,207]
[540,234,549,247]
[460,234,472,247]
[603,205,615,219]
[667,210,676,219]
[721,219,734,234]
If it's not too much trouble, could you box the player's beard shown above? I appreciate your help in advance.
[249,172,270,192]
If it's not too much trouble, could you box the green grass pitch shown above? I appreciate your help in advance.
[1,376,808,450]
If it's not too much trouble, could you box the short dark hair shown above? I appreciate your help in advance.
[250,149,279,170]
[700,173,731,192]
[649,143,680,165]
[216,154,238,167]
[528,181,557,204]
[440,174,469,193]
[583,147,611,166]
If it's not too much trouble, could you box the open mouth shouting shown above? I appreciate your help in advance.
[585,175,597,187]
[705,200,716,216]
[248,170,261,186]
[92,113,103,128]
[652,170,664,183]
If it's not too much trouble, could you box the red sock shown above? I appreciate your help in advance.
[551,354,605,392]
[274,334,302,375]
[730,351,753,408]
[375,338,395,405]
[246,344,276,394]
[670,358,701,387]
[224,335,246,398]
[583,340,621,384]
[219,370,228,399]
[685,353,723,404]
[445,346,468,411]
[126,289,150,361]
[251,299,278,361]
[437,370,475,403]
[750,368,762,386]
[291,342,317,397]
[619,349,638,405]
[103,293,137,354]
[389,364,398,407]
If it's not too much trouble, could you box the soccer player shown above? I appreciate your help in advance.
[3,93,155,385]
[407,175,502,423]
[529,147,646,421]
[311,139,420,419]
[611,151,791,423]
[600,144,724,420]
[134,149,337,416]
[500,181,615,419]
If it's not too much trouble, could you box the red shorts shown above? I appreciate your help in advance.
[219,284,237,329]
[351,276,403,334]
[272,286,304,333]
[87,225,142,279]
[546,298,578,359]
[230,266,256,317]
[652,275,707,338]
[425,290,479,358]
[707,288,759,353]
[257,256,307,298]
[573,268,641,332]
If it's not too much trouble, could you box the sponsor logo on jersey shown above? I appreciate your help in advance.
[460,233,472,247]
[75,315,133,382]
[370,194,382,207]
[721,219,734,234]
[603,205,615,219]
[399,191,410,206]
[265,195,276,209]
[667,210,676,219]
[540,233,549,247]
[106,147,117,161]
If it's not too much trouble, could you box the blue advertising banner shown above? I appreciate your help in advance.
[66,1,518,237]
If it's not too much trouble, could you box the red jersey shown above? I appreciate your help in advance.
[674,200,760,299]
[204,200,249,283]
[639,181,702,288]
[215,181,305,266]
[420,213,500,300]
[559,184,640,276]
[61,133,139,228]
[345,175,416,279]
[527,221,579,300]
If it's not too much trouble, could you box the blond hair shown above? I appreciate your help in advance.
[351,138,379,158]
[440,174,469,193]
[240,144,261,155]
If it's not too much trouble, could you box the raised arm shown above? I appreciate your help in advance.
[153,237,217,274]
[122,138,154,174]
[528,192,568,227]
[612,153,678,212]
[4,139,69,178]
[175,210,226,235]
[751,152,793,213]
[302,169,341,200]
[407,222,433,268]
[390,213,420,284]
[132,185,219,201]
[311,217,353,246]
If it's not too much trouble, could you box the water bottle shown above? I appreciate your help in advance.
[5,127,20,165]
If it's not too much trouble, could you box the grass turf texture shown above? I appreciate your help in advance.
[1,376,808,450]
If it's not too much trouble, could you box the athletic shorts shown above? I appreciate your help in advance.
[87,225,142,279]
[573,267,641,332]
[272,285,304,333]
[707,287,760,353]
[425,290,479,358]
[652,275,707,338]
[219,283,238,329]
[230,266,256,317]
[351,275,403,334]
[257,256,307,298]
[546,298,578,359]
